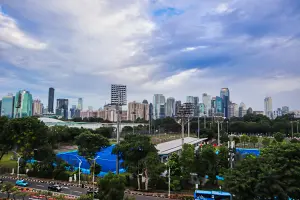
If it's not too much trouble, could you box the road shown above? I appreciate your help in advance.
[0,178,168,200]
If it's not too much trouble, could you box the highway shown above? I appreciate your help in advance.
[0,177,169,200]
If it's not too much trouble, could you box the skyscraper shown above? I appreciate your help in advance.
[14,90,33,118]
[111,84,127,105]
[239,102,247,118]
[1,94,14,118]
[186,96,194,103]
[166,97,175,117]
[48,87,54,113]
[175,101,181,116]
[228,102,239,118]
[202,93,211,115]
[220,88,230,118]
[215,96,223,116]
[153,94,165,119]
[78,98,83,110]
[56,99,69,119]
[32,99,43,116]
[264,97,273,119]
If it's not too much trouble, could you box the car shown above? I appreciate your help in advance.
[48,184,62,192]
[15,180,29,187]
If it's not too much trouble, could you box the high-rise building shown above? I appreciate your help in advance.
[175,101,181,116]
[199,103,205,115]
[1,94,14,118]
[282,106,289,115]
[70,105,77,118]
[32,99,43,116]
[264,97,273,119]
[56,99,69,119]
[247,107,253,114]
[228,102,239,118]
[127,101,149,121]
[78,98,83,110]
[186,96,194,103]
[142,100,149,121]
[153,94,165,119]
[48,87,54,113]
[220,88,230,118]
[215,96,223,116]
[14,90,33,118]
[202,93,211,115]
[111,84,127,105]
[149,103,153,122]
[166,97,175,117]
[193,97,199,116]
[239,102,247,118]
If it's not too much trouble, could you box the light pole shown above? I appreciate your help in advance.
[197,115,200,138]
[291,121,294,138]
[12,151,21,179]
[187,117,190,137]
[73,155,82,187]
[226,121,229,135]
[92,156,100,198]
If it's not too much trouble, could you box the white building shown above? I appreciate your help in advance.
[239,102,247,117]
[228,102,239,118]
[202,93,211,115]
[264,97,273,119]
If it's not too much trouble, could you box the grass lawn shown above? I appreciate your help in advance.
[0,152,17,169]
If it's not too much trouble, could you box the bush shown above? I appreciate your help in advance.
[54,171,72,181]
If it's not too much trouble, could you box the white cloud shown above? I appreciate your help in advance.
[0,11,46,50]
[181,45,209,52]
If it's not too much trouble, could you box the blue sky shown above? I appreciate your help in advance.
[0,0,300,111]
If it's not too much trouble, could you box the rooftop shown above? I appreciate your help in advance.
[156,137,207,155]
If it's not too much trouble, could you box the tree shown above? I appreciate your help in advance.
[112,134,157,190]
[249,136,259,148]
[75,131,109,162]
[90,163,101,176]
[240,134,249,148]
[232,136,240,146]
[98,172,126,200]
[0,116,10,160]
[1,182,15,199]
[262,137,271,147]
[167,153,182,191]
[217,145,229,174]
[94,127,113,138]
[180,144,195,179]
[274,132,285,143]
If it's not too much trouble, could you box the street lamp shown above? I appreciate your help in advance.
[92,155,100,198]
[72,155,82,187]
[165,160,171,199]
[12,151,21,179]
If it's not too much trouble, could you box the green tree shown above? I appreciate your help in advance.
[98,172,126,200]
[180,144,195,179]
[217,145,229,174]
[75,131,109,162]
[0,116,10,160]
[240,134,249,148]
[94,127,113,138]
[274,132,285,143]
[167,153,182,191]
[113,134,157,190]
[232,136,240,145]
[1,182,15,199]
[249,136,259,148]
[261,137,271,147]
[90,163,101,176]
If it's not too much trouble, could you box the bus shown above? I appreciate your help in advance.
[194,190,232,200]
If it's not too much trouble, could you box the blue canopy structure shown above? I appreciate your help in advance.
[236,148,260,157]
[56,145,125,177]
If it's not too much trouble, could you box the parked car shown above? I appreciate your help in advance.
[15,180,29,187]
[48,184,62,192]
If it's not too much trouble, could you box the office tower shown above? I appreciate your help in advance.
[153,94,165,119]
[56,99,69,119]
[193,97,199,116]
[149,103,153,122]
[48,87,54,113]
[111,84,127,105]
[78,98,83,110]
[215,96,223,116]
[175,101,181,116]
[228,102,239,118]
[220,88,230,118]
[70,105,76,118]
[166,97,175,117]
[186,96,194,103]
[264,97,273,119]
[32,99,43,116]
[14,90,33,118]
[142,100,149,120]
[247,107,253,114]
[199,103,205,115]
[1,94,14,118]
[239,102,247,118]
[282,106,289,115]
[202,93,211,115]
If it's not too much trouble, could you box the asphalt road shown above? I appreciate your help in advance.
[0,178,168,200]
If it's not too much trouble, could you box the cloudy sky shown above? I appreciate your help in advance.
[0,0,300,111]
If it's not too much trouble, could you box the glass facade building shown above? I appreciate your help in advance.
[215,96,223,115]
[220,88,230,118]
[48,87,55,113]
[1,94,14,118]
[14,90,33,118]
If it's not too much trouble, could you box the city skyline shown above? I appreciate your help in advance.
[0,1,300,110]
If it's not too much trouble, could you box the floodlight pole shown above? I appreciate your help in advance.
[116,91,121,175]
